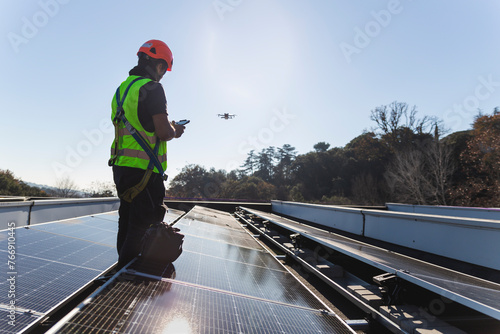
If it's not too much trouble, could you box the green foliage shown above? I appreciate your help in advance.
[163,105,498,207]
[0,170,48,197]
[166,164,275,201]
[166,164,227,199]
[319,195,353,206]
[313,142,330,152]
[223,176,276,201]
[291,148,349,201]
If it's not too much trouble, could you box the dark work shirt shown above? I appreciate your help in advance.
[128,66,167,133]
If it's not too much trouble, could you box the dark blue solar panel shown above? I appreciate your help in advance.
[50,207,355,333]
[172,250,324,309]
[176,218,263,250]
[0,309,40,334]
[30,216,117,246]
[0,254,105,313]
[58,277,353,334]
[0,212,120,333]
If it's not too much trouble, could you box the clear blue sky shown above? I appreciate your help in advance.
[1,0,500,189]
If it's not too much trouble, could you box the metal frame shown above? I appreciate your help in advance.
[235,210,405,334]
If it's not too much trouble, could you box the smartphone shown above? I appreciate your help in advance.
[175,119,190,126]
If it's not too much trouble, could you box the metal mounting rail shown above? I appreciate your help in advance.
[234,211,405,334]
[238,207,500,322]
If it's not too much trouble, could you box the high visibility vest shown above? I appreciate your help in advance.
[110,75,167,173]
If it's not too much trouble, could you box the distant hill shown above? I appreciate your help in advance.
[25,182,60,195]
[0,170,49,197]
[25,182,89,198]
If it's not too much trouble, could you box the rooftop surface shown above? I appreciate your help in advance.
[1,200,500,333]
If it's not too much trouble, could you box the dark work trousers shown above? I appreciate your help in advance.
[113,166,166,269]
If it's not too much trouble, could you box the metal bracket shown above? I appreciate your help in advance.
[373,272,403,305]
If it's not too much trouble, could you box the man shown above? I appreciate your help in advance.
[109,39,185,269]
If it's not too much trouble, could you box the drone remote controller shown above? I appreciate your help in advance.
[175,119,190,126]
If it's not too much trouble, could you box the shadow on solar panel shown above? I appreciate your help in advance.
[131,259,177,278]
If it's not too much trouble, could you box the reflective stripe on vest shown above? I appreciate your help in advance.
[110,76,167,173]
[117,127,156,145]
[117,149,167,163]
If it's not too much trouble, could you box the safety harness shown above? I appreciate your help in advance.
[109,77,167,202]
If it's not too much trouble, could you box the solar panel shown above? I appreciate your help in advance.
[0,254,105,313]
[171,250,326,309]
[0,309,39,333]
[177,219,263,249]
[49,206,356,333]
[242,207,500,321]
[0,212,120,333]
[29,216,117,246]
[185,206,244,229]
[57,274,354,334]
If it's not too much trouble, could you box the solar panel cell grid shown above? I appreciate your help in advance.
[60,278,353,334]
[172,251,324,309]
[185,206,243,230]
[30,222,116,246]
[0,254,105,313]
[0,310,40,334]
[178,219,263,250]
[51,207,355,333]
[181,234,284,269]
[0,212,120,333]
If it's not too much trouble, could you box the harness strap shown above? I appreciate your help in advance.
[109,77,168,202]
[120,169,154,203]
[117,112,165,177]
[109,77,148,167]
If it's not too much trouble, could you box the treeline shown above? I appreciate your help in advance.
[0,171,115,198]
[0,170,49,197]
[167,102,500,207]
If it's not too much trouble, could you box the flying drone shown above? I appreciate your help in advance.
[218,113,236,120]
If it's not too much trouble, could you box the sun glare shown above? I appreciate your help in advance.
[161,317,194,334]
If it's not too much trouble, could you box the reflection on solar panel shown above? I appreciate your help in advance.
[51,206,356,333]
[60,277,353,333]
[0,213,120,333]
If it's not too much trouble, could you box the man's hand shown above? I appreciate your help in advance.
[153,114,176,141]
[172,121,185,138]
[153,114,186,141]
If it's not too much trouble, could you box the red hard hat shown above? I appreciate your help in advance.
[137,39,173,71]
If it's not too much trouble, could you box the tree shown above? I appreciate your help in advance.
[351,172,382,205]
[166,164,228,199]
[313,142,330,153]
[450,111,500,206]
[291,148,349,201]
[271,144,297,200]
[166,164,209,198]
[85,181,116,197]
[370,101,438,152]
[240,150,257,175]
[384,137,454,205]
[222,176,276,201]
[254,147,276,182]
[273,145,297,181]
[51,176,80,198]
[424,139,454,205]
[0,170,48,197]
[345,132,392,204]
[385,150,429,204]
[371,101,434,136]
